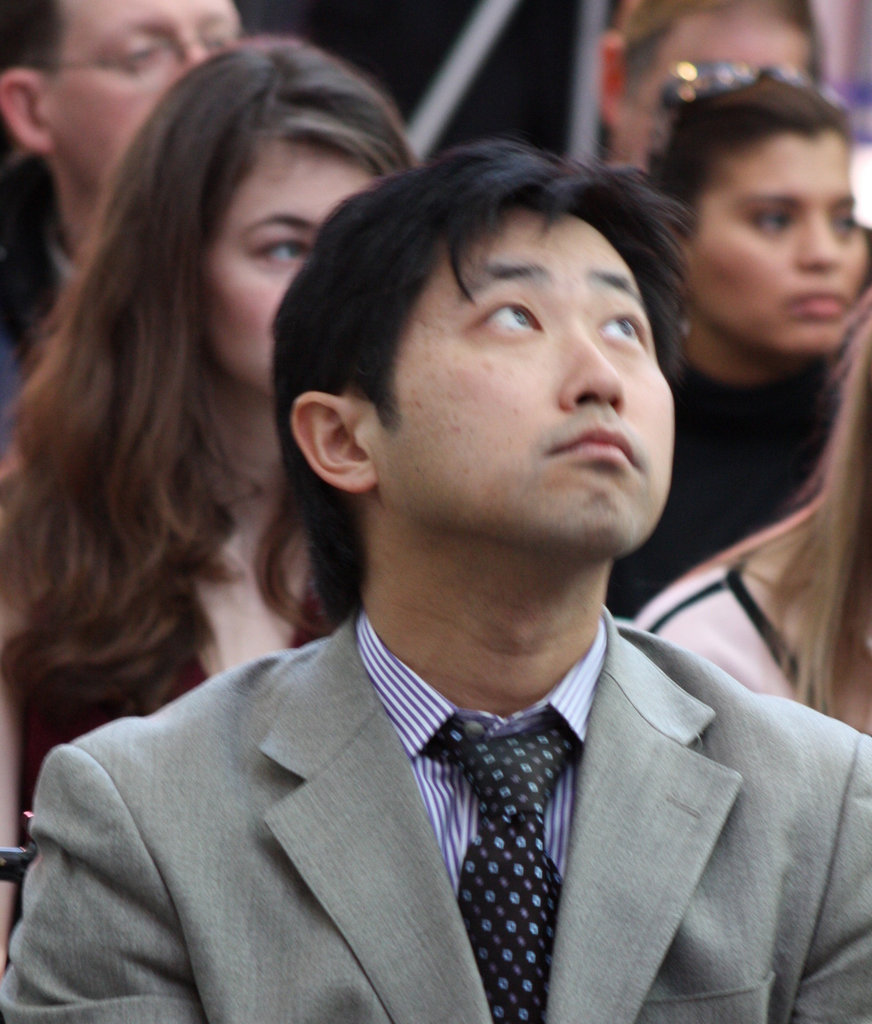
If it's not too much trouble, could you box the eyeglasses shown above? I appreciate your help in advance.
[36,30,239,88]
[660,60,842,110]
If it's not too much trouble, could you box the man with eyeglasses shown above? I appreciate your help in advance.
[0,0,240,360]
[599,0,820,167]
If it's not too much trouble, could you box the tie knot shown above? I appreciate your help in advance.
[426,716,576,822]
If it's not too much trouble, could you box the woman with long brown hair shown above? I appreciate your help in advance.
[0,36,412,962]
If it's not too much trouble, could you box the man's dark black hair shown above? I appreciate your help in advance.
[274,138,686,624]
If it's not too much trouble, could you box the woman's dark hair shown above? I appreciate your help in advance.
[0,38,412,717]
[650,74,852,214]
[274,139,687,623]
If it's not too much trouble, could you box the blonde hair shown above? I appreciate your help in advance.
[711,289,872,720]
[623,0,819,84]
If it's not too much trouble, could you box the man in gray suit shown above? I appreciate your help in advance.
[2,140,872,1022]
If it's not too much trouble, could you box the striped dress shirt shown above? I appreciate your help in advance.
[356,611,604,889]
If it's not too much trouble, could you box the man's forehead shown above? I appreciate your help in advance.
[404,212,645,328]
[656,7,811,73]
[453,211,635,289]
[59,0,238,35]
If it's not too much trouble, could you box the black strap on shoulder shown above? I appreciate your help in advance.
[644,577,728,634]
[645,567,797,680]
[724,568,797,678]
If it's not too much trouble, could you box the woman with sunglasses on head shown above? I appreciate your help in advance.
[608,64,869,617]
[636,287,872,733]
[0,36,412,967]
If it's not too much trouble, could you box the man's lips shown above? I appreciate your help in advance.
[548,426,637,467]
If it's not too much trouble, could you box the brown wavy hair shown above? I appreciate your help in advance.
[0,38,412,719]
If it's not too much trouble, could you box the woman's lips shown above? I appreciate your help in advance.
[788,294,848,320]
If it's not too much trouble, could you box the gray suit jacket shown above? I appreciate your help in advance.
[2,615,872,1022]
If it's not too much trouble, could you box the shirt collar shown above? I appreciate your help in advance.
[356,610,604,758]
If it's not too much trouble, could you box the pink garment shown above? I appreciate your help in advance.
[635,565,795,700]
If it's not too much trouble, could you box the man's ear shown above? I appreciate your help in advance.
[0,68,55,156]
[291,391,379,495]
[599,29,627,132]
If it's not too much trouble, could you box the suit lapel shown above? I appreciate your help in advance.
[260,623,491,1024]
[548,617,742,1024]
[259,617,741,1023]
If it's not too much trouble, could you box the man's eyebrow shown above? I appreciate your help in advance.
[589,269,643,304]
[465,261,551,295]
[463,261,644,306]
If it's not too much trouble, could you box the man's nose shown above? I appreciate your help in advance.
[172,37,214,76]
[164,33,231,85]
[558,329,625,412]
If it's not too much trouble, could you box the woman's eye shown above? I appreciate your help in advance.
[753,210,791,233]
[487,305,535,331]
[602,316,642,344]
[833,212,859,237]
[266,240,306,262]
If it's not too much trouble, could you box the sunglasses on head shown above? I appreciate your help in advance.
[646,60,848,167]
[660,60,841,110]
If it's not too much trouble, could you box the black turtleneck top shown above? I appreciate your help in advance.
[607,358,833,619]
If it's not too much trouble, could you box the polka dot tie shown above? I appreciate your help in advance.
[426,716,577,1024]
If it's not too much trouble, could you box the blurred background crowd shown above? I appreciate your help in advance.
[3,0,872,975]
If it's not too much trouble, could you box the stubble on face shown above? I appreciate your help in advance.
[363,213,675,586]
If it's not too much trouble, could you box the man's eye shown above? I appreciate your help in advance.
[112,43,177,75]
[487,305,535,331]
[602,316,641,343]
[202,32,237,53]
